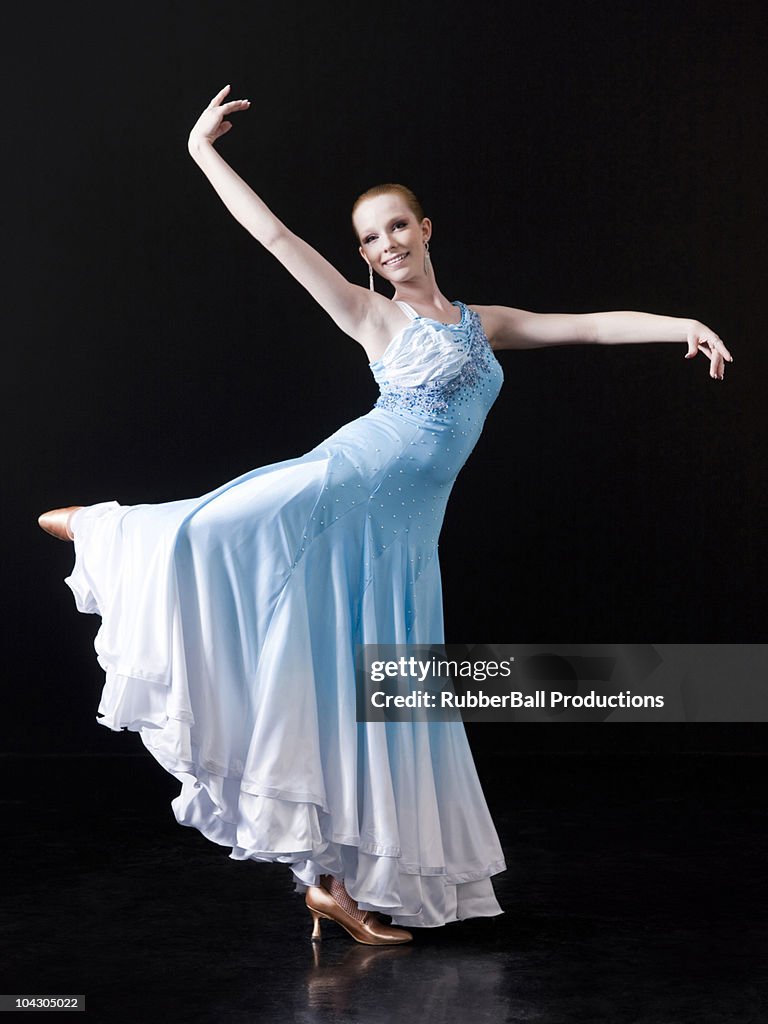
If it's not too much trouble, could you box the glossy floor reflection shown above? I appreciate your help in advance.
[4,747,768,1022]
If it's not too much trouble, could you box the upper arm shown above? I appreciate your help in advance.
[267,228,379,343]
[471,304,597,350]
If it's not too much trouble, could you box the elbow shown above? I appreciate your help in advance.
[261,225,287,251]
[247,220,289,252]
[581,314,600,344]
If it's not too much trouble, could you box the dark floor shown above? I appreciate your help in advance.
[3,748,768,1023]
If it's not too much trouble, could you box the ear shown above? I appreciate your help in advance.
[421,217,432,243]
[358,245,370,265]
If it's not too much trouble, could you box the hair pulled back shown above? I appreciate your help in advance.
[351,184,425,239]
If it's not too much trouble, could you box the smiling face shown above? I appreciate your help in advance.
[353,193,431,289]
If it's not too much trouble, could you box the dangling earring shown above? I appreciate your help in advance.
[424,240,431,276]
[368,263,374,292]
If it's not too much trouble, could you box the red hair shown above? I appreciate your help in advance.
[351,184,425,239]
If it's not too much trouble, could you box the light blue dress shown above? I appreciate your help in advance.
[64,299,507,927]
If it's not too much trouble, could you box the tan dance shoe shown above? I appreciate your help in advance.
[37,506,84,541]
[305,880,413,946]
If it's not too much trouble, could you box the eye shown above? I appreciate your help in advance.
[393,221,407,229]
[363,235,376,245]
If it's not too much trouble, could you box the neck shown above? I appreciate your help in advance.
[392,270,452,313]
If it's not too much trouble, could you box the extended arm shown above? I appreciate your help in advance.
[187,85,376,342]
[475,305,733,380]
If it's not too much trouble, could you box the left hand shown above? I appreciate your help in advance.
[684,322,733,380]
[188,84,250,151]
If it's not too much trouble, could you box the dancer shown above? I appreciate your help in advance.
[38,85,732,946]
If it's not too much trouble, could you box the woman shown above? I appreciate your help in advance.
[38,85,733,947]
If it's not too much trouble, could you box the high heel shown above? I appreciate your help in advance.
[37,506,84,541]
[304,882,413,946]
[309,909,324,942]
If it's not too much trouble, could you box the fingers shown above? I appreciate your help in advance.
[710,349,728,381]
[708,339,731,380]
[220,99,250,112]
[714,337,733,362]
[700,344,722,380]
[685,341,729,380]
[209,83,231,106]
[685,341,712,361]
[206,84,250,117]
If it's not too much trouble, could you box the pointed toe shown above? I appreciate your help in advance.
[37,506,83,541]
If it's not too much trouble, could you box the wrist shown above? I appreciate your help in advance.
[683,317,701,340]
[187,135,213,158]
[655,315,698,345]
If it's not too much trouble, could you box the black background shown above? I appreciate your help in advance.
[8,0,766,758]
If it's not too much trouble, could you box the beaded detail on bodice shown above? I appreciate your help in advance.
[369,301,503,424]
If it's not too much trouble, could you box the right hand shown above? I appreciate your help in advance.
[188,84,250,150]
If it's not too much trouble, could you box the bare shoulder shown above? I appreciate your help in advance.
[466,304,507,349]
[356,294,413,362]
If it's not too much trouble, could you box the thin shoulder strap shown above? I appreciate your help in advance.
[394,300,419,320]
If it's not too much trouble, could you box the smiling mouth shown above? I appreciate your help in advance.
[383,252,408,267]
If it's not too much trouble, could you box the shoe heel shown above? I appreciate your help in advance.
[309,909,323,942]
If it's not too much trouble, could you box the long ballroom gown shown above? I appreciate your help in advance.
[63,298,507,927]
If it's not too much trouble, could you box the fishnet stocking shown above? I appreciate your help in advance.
[323,875,367,921]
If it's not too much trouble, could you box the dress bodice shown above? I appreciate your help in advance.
[369,300,504,435]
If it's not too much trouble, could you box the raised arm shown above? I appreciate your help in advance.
[474,305,733,381]
[187,85,379,345]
